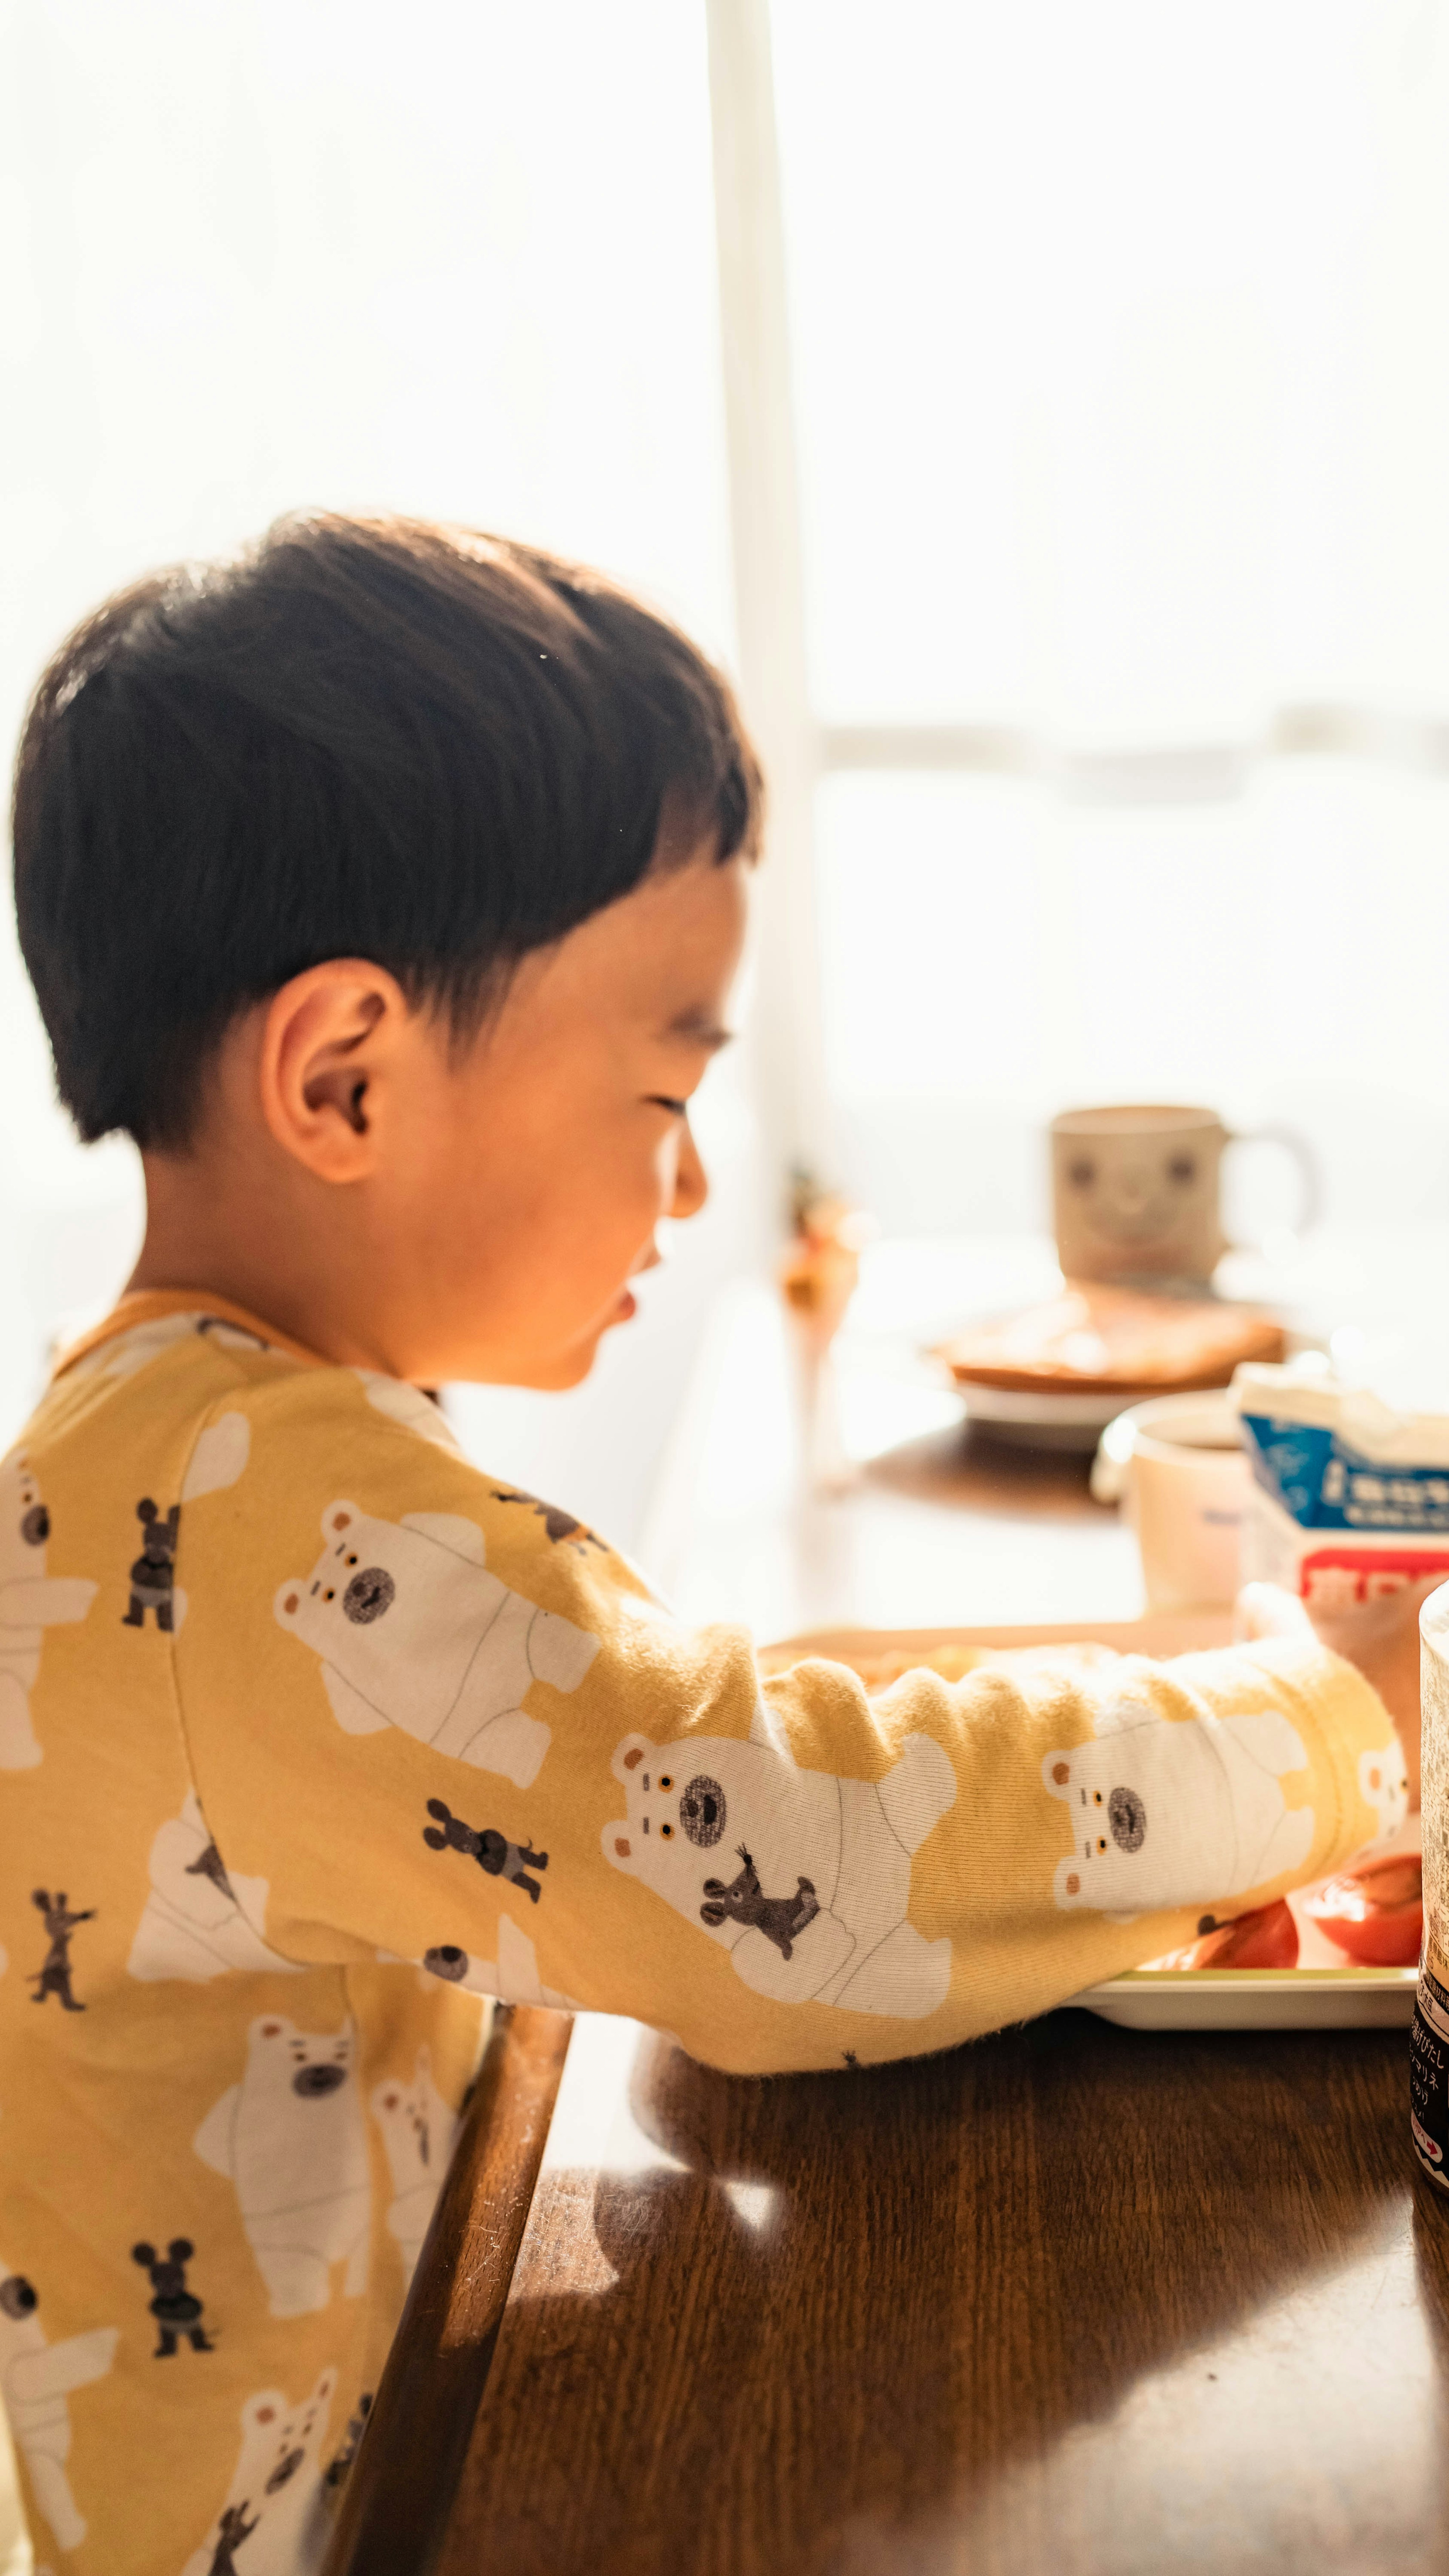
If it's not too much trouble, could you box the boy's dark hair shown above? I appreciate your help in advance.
[12,513,763,1148]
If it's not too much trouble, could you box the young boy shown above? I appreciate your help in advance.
[1,514,1412,2573]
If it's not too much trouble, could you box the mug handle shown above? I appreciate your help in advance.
[1224,1124,1321,1247]
[1090,1406,1137,1505]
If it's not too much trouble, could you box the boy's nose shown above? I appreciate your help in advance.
[670,1119,708,1221]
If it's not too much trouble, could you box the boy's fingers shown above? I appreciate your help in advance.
[1235,1581,1312,1644]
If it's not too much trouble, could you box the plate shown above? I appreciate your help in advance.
[1075,1827,1421,2028]
[1073,1965,1415,2030]
[763,1616,1418,2031]
[951,1380,1127,1449]
[927,1290,1302,1453]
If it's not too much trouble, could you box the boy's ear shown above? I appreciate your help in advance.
[258,961,409,1183]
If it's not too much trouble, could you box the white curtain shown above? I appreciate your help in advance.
[0,0,750,1536]
[769,0,1449,1233]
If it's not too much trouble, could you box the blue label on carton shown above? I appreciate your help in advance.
[1241,1413,1449,1534]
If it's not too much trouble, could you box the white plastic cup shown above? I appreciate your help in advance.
[1092,1390,1251,1612]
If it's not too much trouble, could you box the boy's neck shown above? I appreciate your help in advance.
[129,1146,399,1377]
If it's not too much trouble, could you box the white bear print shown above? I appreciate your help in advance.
[371,2045,460,2290]
[127,1791,301,1983]
[1043,1697,1315,1919]
[193,2016,370,2317]
[0,1451,96,1771]
[274,1501,598,1787]
[65,1310,278,1384]
[1358,1741,1411,1844]
[356,1370,463,1453]
[180,2367,336,2576]
[180,1409,251,1502]
[602,1702,957,2018]
[420,1913,583,2010]
[0,2266,117,2554]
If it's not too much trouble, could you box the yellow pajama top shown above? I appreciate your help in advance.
[0,1293,1401,2574]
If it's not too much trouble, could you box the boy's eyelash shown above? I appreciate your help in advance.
[648,1095,689,1117]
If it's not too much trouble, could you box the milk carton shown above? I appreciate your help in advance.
[1229,1365,1449,1609]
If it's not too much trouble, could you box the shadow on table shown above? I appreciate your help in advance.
[445,2010,1435,2576]
[863,1420,1100,1520]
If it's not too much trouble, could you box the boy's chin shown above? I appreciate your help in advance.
[528,1343,603,1392]
[452,1293,634,1390]
[529,1289,638,1389]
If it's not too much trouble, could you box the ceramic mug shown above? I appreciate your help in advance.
[1050,1104,1317,1288]
[1092,1390,1250,1612]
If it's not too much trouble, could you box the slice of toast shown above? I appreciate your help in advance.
[935,1281,1284,1398]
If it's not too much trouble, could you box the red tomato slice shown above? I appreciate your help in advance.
[1304,1854,1422,1967]
[1151,1897,1300,1972]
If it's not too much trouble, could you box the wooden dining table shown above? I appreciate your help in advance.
[322,1284,1449,2576]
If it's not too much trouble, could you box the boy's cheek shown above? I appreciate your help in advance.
[426,1130,661,1371]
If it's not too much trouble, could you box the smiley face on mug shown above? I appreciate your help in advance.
[1050,1106,1229,1284]
[1061,1138,1204,1247]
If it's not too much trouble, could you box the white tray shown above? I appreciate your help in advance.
[764,1615,1418,2032]
[1074,1840,1421,2028]
[1073,1965,1415,2029]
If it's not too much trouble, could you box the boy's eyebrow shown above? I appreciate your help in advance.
[664,1007,735,1052]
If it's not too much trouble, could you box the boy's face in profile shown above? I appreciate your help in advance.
[156,842,751,1392]
[412,842,750,1389]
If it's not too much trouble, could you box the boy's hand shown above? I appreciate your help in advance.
[1236,1578,1436,1812]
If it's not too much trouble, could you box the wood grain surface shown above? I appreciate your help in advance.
[435,2010,1449,2576]
[321,2001,572,2576]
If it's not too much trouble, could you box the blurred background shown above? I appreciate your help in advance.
[5,0,1449,1565]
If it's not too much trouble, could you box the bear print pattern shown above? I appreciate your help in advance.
[698,1847,821,1958]
[65,1311,278,1386]
[131,2236,213,2356]
[356,1371,463,1453]
[370,2045,460,2289]
[323,2390,373,2493]
[192,2017,370,2318]
[0,2266,117,2554]
[1041,1697,1316,1920]
[30,1889,95,2012]
[420,1913,581,2010]
[121,1498,181,1632]
[602,1703,957,2017]
[274,1501,599,1785]
[490,1486,608,1555]
[0,1450,96,1770]
[205,2499,259,2573]
[180,2368,337,2576]
[180,1410,253,1504]
[127,1790,300,1984]
[1358,1741,1411,1843]
[422,1796,548,1902]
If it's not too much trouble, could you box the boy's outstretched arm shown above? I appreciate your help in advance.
[174,1371,1405,2073]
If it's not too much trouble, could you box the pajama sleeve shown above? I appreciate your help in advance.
[169,1366,1403,2074]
